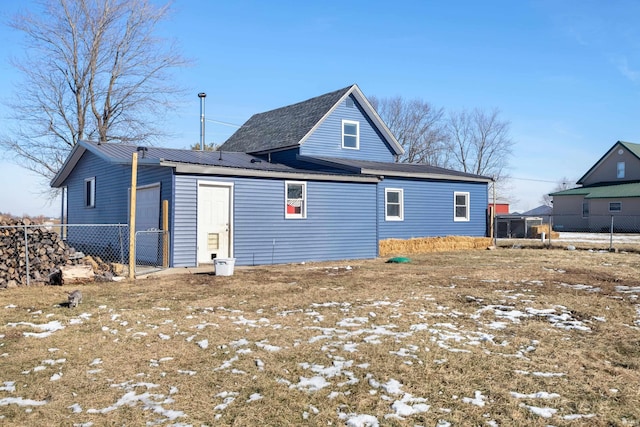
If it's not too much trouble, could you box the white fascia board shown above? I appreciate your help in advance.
[350,86,404,156]
[50,145,86,187]
[361,168,492,183]
[297,87,354,147]
[297,84,404,156]
[161,161,380,183]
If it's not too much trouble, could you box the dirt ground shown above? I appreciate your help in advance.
[1,247,639,426]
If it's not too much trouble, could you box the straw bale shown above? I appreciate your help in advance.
[529,224,560,239]
[379,236,493,257]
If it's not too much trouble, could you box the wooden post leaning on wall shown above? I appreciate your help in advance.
[162,200,169,268]
[128,152,138,279]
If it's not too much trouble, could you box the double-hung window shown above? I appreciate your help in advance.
[84,177,96,208]
[342,120,359,149]
[617,162,625,179]
[285,181,306,219]
[582,201,589,218]
[385,188,404,221]
[454,192,470,221]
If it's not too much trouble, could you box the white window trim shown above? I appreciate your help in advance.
[84,177,96,208]
[454,191,470,222]
[342,119,360,150]
[617,161,625,179]
[609,201,622,212]
[285,181,307,219]
[385,188,404,221]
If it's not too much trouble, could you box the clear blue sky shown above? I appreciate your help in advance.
[1,0,640,216]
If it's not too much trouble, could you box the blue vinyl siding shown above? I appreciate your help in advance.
[378,178,488,239]
[173,175,378,267]
[61,151,174,263]
[63,151,173,225]
[300,96,396,162]
[266,149,298,164]
[64,151,131,224]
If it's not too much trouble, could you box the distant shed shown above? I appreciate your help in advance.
[488,202,510,215]
[496,215,543,238]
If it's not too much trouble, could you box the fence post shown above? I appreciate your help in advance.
[129,152,138,279]
[610,215,614,251]
[162,200,169,268]
[23,225,30,286]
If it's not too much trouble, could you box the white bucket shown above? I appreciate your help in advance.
[214,258,236,276]
[541,232,546,242]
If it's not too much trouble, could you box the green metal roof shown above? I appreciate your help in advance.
[619,141,640,158]
[551,182,640,199]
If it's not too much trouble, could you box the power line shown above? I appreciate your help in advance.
[204,118,241,128]
[509,176,575,184]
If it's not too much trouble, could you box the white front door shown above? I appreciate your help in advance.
[198,183,232,264]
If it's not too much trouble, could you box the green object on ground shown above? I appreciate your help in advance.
[386,257,411,263]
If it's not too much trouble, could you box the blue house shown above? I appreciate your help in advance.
[51,84,491,267]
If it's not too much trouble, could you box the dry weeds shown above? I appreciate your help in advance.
[1,247,639,426]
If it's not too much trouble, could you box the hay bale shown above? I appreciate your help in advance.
[529,224,560,239]
[379,236,493,257]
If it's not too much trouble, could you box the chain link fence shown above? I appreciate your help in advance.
[0,223,169,287]
[134,229,170,275]
[494,214,640,251]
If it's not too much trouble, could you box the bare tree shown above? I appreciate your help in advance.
[445,108,514,180]
[1,0,189,182]
[189,142,219,151]
[369,96,449,165]
[541,177,574,206]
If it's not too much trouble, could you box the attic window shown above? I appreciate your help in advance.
[617,161,625,179]
[342,120,359,150]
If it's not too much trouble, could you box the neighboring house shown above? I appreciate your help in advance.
[51,84,492,267]
[551,141,640,232]
[521,205,552,217]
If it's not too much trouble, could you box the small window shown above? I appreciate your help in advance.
[454,192,470,221]
[609,202,622,212]
[285,181,306,219]
[617,162,625,179]
[84,177,96,208]
[582,201,589,218]
[342,120,359,149]
[385,188,404,221]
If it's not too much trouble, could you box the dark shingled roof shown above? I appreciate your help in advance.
[50,140,372,187]
[219,85,354,153]
[77,140,322,173]
[301,156,493,182]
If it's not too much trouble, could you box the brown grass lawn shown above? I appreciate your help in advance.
[1,248,640,426]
